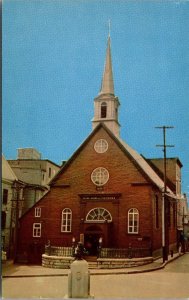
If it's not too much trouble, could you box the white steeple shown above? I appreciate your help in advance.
[99,36,114,95]
[92,34,120,137]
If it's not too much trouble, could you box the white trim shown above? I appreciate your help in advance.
[61,208,72,232]
[91,167,109,186]
[128,208,139,234]
[86,207,112,223]
[33,223,41,237]
[35,207,41,217]
[94,139,108,153]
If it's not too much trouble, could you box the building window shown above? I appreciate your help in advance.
[91,167,109,186]
[167,201,171,227]
[33,223,41,237]
[94,139,108,153]
[115,107,118,119]
[128,208,139,234]
[3,189,8,205]
[2,236,5,250]
[61,208,72,232]
[155,195,159,229]
[35,207,41,217]
[49,168,51,178]
[173,203,176,228]
[86,208,112,223]
[2,212,6,229]
[101,102,107,118]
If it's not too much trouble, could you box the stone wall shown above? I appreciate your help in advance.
[97,257,153,269]
[42,254,153,269]
[42,254,74,269]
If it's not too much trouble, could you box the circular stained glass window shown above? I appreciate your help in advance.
[91,167,109,186]
[94,139,108,153]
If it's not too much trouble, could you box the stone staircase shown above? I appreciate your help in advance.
[85,256,98,269]
[88,261,98,269]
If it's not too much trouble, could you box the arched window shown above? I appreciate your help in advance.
[115,107,118,119]
[101,102,107,118]
[61,208,72,232]
[128,208,139,234]
[86,208,112,223]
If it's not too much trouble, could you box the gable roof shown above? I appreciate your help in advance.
[116,137,172,193]
[49,123,175,196]
[19,190,51,220]
[143,157,176,192]
[2,154,18,182]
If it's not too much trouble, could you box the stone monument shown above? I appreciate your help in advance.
[66,242,94,298]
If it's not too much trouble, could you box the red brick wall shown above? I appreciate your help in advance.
[18,127,177,259]
[149,158,181,188]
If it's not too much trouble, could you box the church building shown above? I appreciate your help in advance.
[17,35,180,264]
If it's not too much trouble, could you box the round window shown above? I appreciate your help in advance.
[91,167,109,186]
[94,139,108,153]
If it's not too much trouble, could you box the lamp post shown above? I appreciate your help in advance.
[98,237,103,258]
[72,237,76,257]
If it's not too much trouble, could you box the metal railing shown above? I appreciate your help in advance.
[44,245,151,259]
[99,247,151,259]
[45,245,73,257]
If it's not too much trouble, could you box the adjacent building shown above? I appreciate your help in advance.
[8,148,60,213]
[146,158,182,196]
[2,150,60,259]
[16,36,182,264]
[2,155,25,257]
[177,193,189,239]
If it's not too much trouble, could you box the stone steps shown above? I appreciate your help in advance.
[86,257,98,269]
[85,256,97,262]
[88,262,98,269]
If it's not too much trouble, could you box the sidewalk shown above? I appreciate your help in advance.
[2,252,183,277]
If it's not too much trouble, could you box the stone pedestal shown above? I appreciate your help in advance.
[67,259,93,298]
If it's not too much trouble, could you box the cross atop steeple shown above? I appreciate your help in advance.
[108,19,111,37]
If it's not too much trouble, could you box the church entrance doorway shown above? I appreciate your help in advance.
[28,242,44,264]
[84,225,102,256]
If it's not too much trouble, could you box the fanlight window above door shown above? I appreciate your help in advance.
[86,208,112,223]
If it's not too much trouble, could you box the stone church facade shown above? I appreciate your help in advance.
[17,36,180,264]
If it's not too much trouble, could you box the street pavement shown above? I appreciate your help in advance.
[2,252,189,298]
[2,252,182,277]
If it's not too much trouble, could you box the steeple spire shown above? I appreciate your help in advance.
[99,35,114,95]
[92,32,120,137]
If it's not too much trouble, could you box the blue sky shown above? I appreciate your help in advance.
[3,0,189,196]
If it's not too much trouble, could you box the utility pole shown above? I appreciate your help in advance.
[155,126,174,262]
[10,181,24,262]
[14,184,20,263]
